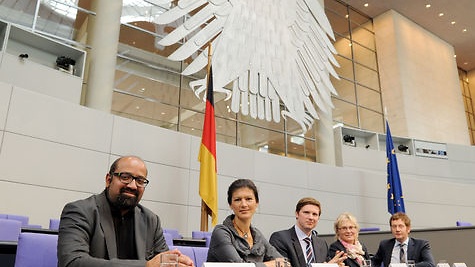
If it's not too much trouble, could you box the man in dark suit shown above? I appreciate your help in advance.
[57,156,194,267]
[269,197,346,267]
[372,212,435,267]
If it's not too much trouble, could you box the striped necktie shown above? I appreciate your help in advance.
[304,237,315,266]
[399,243,406,263]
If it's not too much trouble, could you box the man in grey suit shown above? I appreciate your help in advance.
[269,197,346,267]
[58,155,194,267]
[372,212,435,267]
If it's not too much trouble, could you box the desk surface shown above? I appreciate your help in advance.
[173,238,206,247]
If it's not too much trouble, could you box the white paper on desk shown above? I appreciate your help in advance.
[203,263,255,267]
[311,263,339,267]
[389,264,407,267]
[437,263,450,267]
[452,263,467,267]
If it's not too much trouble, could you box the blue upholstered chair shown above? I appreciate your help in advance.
[163,228,182,239]
[360,227,380,232]
[14,232,58,267]
[191,231,212,247]
[6,214,29,226]
[193,246,209,267]
[49,218,60,230]
[163,232,174,247]
[456,221,472,226]
[0,218,22,241]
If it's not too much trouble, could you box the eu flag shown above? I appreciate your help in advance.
[386,120,405,214]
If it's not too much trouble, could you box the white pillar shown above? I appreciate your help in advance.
[316,108,336,165]
[84,0,123,111]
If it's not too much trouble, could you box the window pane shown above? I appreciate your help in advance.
[334,38,353,62]
[238,124,285,155]
[334,54,354,80]
[287,135,316,162]
[354,63,379,89]
[332,98,358,127]
[351,25,375,50]
[352,42,377,69]
[356,85,382,111]
[358,107,384,133]
[112,91,179,130]
[332,76,356,103]
[325,9,349,37]
[349,9,372,31]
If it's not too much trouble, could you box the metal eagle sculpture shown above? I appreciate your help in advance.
[155,0,339,132]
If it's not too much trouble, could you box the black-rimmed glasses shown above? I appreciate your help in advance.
[111,172,149,188]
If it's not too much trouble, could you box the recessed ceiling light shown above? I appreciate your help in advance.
[139,88,145,92]
[160,112,166,115]
[454,55,457,58]
[135,106,140,110]
[464,62,468,65]
[451,21,456,25]
[463,28,468,32]
[364,3,369,7]
[345,14,349,19]
[438,13,444,17]
[425,4,431,8]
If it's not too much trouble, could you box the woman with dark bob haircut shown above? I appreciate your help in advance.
[207,179,284,267]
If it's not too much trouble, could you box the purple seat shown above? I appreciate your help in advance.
[163,232,174,247]
[193,246,209,267]
[456,221,472,226]
[6,214,29,226]
[163,228,182,239]
[0,218,22,241]
[191,231,212,239]
[0,214,7,219]
[49,219,60,230]
[14,232,58,267]
[360,227,380,232]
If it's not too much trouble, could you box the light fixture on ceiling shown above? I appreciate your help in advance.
[451,21,456,25]
[290,134,305,145]
[425,4,431,8]
[438,13,444,17]
[364,3,369,7]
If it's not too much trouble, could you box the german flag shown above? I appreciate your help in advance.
[198,66,218,225]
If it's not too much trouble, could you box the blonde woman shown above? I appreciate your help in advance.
[328,212,370,267]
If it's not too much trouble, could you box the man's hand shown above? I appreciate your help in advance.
[147,249,195,267]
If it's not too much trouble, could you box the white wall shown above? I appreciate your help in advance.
[374,10,469,145]
[1,81,475,239]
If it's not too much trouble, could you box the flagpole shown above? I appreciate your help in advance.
[200,43,213,232]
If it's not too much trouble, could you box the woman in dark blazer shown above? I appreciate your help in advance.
[328,212,370,267]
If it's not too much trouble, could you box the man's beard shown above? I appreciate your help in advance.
[107,187,139,210]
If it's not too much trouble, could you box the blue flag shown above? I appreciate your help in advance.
[386,120,405,214]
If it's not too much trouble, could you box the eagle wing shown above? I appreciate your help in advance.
[155,0,339,132]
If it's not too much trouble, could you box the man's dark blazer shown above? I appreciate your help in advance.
[328,239,370,267]
[371,237,435,267]
[57,190,169,267]
[269,226,329,267]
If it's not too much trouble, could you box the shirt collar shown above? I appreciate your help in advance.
[294,224,312,241]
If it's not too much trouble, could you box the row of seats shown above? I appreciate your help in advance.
[0,214,42,229]
[163,229,212,247]
[7,232,208,267]
[0,218,60,242]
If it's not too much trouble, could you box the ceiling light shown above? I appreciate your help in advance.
[364,3,369,7]
[464,62,468,65]
[425,4,431,8]
[451,21,456,25]
[462,28,467,32]
[290,134,305,145]
[454,55,457,58]
[438,13,444,17]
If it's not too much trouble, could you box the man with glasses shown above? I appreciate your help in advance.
[371,212,435,267]
[58,155,194,267]
[269,197,346,267]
